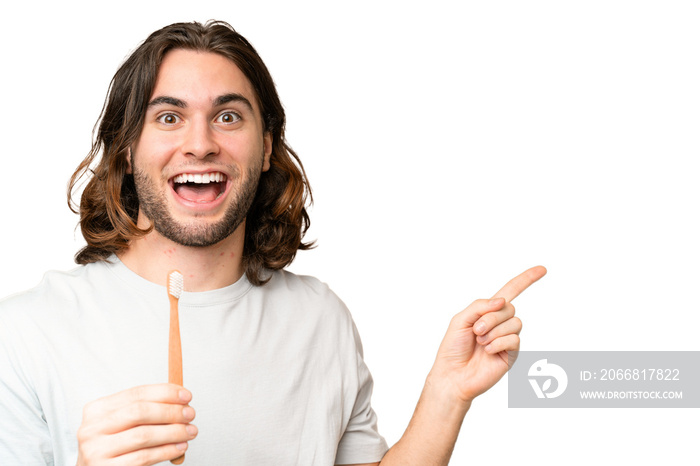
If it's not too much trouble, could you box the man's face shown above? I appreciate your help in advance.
[129,49,272,247]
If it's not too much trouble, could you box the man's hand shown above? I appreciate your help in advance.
[76,384,198,466]
[430,266,547,404]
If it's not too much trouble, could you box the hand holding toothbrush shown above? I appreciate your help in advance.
[76,384,197,466]
[76,271,192,466]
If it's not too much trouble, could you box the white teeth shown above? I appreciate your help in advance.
[173,172,226,184]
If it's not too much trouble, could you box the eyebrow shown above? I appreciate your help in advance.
[213,93,254,112]
[147,93,254,113]
[148,96,186,108]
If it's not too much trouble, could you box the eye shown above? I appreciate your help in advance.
[156,113,181,125]
[216,111,241,124]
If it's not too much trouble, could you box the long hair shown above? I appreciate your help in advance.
[68,21,313,286]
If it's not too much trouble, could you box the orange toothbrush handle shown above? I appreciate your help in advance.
[168,294,184,464]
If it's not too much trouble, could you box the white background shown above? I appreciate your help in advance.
[1,1,698,464]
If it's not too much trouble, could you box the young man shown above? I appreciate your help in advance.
[0,21,545,465]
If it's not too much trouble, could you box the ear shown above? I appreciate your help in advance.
[126,148,133,174]
[262,132,272,172]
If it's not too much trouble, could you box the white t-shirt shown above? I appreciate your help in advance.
[0,257,388,465]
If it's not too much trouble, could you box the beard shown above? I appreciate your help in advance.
[132,162,261,248]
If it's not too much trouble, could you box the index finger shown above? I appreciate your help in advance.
[491,265,547,303]
[94,384,192,413]
[126,384,192,405]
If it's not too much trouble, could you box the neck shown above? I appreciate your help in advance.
[118,222,246,292]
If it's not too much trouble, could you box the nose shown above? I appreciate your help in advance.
[182,118,219,159]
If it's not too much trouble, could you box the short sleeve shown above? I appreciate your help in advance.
[334,322,389,464]
[0,312,54,465]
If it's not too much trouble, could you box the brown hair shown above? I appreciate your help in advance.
[68,21,312,285]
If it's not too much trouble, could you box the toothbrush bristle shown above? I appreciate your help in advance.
[168,271,184,299]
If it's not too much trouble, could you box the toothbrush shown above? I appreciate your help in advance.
[167,270,185,465]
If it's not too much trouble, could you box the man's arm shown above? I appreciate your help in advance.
[339,266,546,466]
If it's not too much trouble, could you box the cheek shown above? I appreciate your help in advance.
[131,139,176,172]
[222,136,266,166]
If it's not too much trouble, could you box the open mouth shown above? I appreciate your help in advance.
[171,171,228,203]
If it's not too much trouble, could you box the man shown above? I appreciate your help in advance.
[0,21,545,465]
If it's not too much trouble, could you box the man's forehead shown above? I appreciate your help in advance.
[149,49,259,108]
